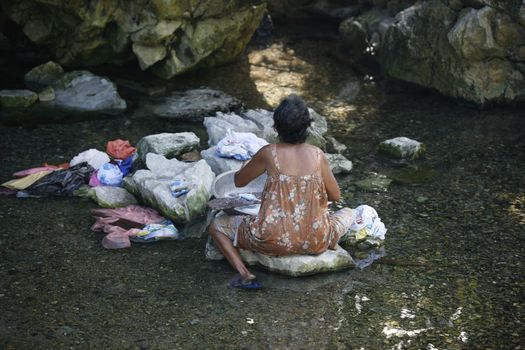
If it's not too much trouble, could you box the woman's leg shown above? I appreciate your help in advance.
[328,207,356,249]
[209,219,255,282]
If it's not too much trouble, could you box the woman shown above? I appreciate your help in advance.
[210,94,354,288]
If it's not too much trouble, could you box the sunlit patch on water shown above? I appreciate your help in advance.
[508,194,525,224]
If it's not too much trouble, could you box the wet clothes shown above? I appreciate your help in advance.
[24,162,93,197]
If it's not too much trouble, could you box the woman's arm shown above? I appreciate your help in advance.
[320,152,341,201]
[234,147,267,187]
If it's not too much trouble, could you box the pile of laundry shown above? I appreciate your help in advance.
[1,139,184,250]
[341,205,387,249]
[1,139,137,197]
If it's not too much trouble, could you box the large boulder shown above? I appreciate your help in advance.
[137,132,200,163]
[124,153,215,223]
[139,88,242,122]
[339,0,525,105]
[2,1,266,79]
[52,71,126,113]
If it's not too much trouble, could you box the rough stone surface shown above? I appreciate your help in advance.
[326,136,348,154]
[378,136,425,159]
[355,174,392,192]
[37,87,55,102]
[52,71,126,113]
[205,108,329,149]
[200,146,243,175]
[140,88,242,122]
[124,154,215,223]
[326,153,353,174]
[2,1,266,79]
[339,0,525,105]
[206,238,355,276]
[0,90,38,108]
[241,245,355,277]
[137,132,200,163]
[88,186,137,208]
[24,61,64,90]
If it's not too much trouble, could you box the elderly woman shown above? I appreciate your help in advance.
[209,94,354,288]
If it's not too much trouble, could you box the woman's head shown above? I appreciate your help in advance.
[273,94,312,144]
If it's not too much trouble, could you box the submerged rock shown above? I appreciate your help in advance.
[326,136,348,154]
[355,173,392,192]
[0,90,38,108]
[24,61,64,90]
[52,71,127,113]
[88,186,137,208]
[137,132,200,163]
[141,88,242,122]
[124,154,214,223]
[379,137,425,159]
[326,153,353,174]
[2,2,266,79]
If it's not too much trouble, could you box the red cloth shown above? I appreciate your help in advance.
[106,139,136,160]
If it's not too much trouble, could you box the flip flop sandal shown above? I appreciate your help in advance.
[229,274,263,289]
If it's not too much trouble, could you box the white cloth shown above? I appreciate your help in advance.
[215,129,268,161]
[349,205,387,240]
[70,149,110,170]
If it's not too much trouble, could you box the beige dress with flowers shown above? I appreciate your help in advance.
[234,144,351,256]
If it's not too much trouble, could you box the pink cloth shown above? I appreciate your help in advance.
[89,170,102,187]
[91,205,166,249]
[13,163,69,178]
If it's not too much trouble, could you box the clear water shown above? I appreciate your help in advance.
[0,27,524,349]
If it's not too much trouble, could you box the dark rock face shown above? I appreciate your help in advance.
[1,1,266,79]
[340,0,525,105]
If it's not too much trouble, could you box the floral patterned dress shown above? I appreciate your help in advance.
[236,144,344,256]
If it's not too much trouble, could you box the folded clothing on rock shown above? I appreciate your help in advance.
[170,179,190,198]
[215,129,268,161]
[70,149,110,170]
[91,205,167,249]
[97,163,123,187]
[106,139,136,160]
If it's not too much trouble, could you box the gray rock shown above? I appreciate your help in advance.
[37,87,55,102]
[326,136,348,154]
[88,186,137,208]
[52,71,126,113]
[378,137,425,159]
[24,61,64,89]
[240,245,355,277]
[204,112,261,146]
[339,0,525,105]
[200,146,243,175]
[0,89,38,108]
[355,173,392,192]
[124,154,215,223]
[205,107,329,149]
[326,153,353,174]
[137,132,200,162]
[141,88,242,122]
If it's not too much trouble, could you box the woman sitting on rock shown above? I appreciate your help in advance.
[210,94,354,288]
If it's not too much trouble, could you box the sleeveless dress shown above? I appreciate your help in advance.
[235,144,347,256]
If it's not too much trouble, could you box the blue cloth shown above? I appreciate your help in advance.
[115,156,133,177]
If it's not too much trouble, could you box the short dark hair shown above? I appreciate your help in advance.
[273,94,312,144]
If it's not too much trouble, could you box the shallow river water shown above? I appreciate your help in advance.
[1,26,524,349]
